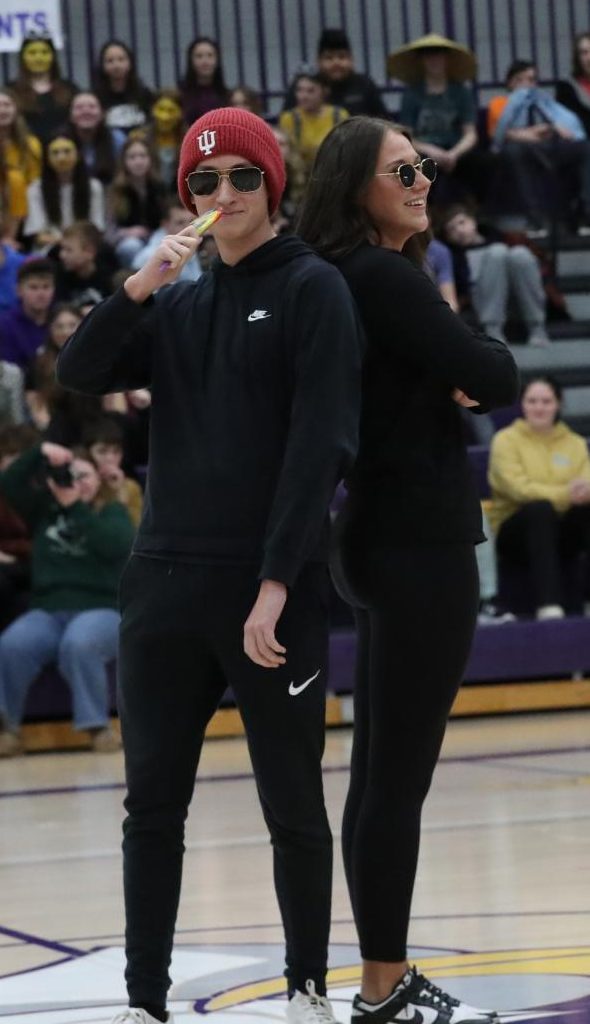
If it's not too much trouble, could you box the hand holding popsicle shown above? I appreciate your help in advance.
[158,208,222,271]
[124,209,222,302]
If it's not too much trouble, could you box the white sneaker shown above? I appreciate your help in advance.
[351,967,497,1023]
[527,327,551,347]
[536,604,565,621]
[111,1011,173,1024]
[286,980,342,1023]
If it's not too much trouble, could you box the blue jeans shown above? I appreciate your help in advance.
[0,608,119,731]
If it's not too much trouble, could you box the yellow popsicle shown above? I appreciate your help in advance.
[159,208,222,270]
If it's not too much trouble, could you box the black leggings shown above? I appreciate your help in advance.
[497,500,590,607]
[332,532,479,962]
[118,555,333,1007]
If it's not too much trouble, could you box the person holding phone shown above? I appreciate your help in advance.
[298,117,518,1024]
[0,439,134,756]
[56,107,362,1024]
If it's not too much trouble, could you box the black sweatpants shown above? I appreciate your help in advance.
[332,532,479,962]
[497,500,590,608]
[117,555,333,1007]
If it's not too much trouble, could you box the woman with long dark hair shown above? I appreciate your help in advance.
[298,117,519,1023]
[67,91,126,184]
[106,135,167,266]
[23,130,105,249]
[93,40,153,134]
[25,302,100,441]
[8,33,78,143]
[179,36,230,125]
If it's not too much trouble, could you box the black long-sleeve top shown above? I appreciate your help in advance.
[335,243,519,544]
[555,78,590,137]
[56,235,363,586]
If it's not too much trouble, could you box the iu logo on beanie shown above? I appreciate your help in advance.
[178,107,286,215]
[198,129,217,156]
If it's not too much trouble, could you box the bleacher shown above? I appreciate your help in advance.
[6,0,590,750]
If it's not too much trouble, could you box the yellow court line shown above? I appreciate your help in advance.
[205,948,590,1011]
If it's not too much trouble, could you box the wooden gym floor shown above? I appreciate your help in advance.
[0,710,589,1023]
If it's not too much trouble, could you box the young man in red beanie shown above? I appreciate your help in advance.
[57,107,362,1024]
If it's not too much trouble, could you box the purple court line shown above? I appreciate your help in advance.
[28,909,590,949]
[0,924,85,958]
[0,938,470,985]
[1,744,589,801]
[468,759,590,779]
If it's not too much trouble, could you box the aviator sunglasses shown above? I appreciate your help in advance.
[375,157,437,189]
[185,165,265,196]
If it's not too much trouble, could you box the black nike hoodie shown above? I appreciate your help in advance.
[57,235,363,586]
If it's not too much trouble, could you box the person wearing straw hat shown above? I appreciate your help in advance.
[390,34,491,204]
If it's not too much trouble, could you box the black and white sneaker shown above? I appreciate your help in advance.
[351,967,498,1023]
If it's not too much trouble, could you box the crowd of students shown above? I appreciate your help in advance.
[2,24,590,751]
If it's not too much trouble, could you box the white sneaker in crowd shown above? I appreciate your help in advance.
[536,604,565,621]
[286,980,342,1023]
[527,327,551,347]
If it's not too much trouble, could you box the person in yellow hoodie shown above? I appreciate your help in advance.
[279,70,348,179]
[488,375,590,619]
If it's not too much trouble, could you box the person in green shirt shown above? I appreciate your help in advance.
[0,439,134,756]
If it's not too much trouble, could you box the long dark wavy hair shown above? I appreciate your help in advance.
[108,135,162,224]
[181,36,229,95]
[41,130,92,227]
[296,116,429,266]
[94,40,147,102]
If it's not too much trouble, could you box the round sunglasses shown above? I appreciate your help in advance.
[185,165,265,197]
[375,157,437,189]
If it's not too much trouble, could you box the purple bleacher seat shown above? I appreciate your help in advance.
[23,662,235,725]
[328,615,590,690]
[488,402,520,430]
[464,615,590,681]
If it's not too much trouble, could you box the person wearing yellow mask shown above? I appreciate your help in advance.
[8,34,78,144]
[142,90,184,191]
[23,131,105,250]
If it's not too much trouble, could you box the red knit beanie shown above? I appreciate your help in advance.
[178,107,286,216]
